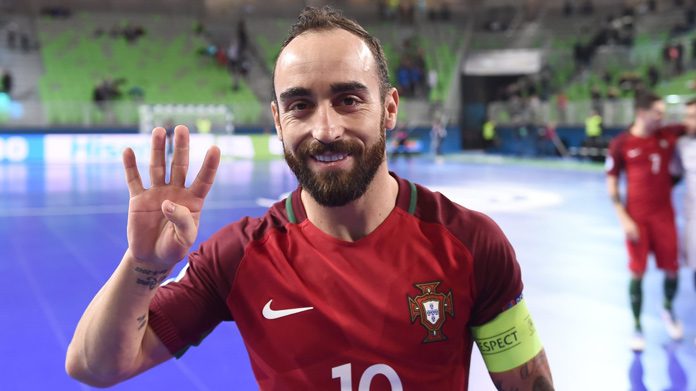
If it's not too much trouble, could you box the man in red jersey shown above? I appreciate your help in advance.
[606,92,685,351]
[66,7,553,390]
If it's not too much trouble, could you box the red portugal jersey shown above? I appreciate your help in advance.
[149,173,523,390]
[605,125,684,219]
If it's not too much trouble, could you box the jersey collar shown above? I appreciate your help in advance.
[285,172,416,224]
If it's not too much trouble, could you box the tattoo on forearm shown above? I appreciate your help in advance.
[137,314,147,331]
[533,377,554,391]
[134,267,169,290]
[521,350,548,379]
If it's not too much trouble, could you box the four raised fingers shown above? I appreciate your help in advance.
[132,125,220,199]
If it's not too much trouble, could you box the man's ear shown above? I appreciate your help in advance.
[271,101,283,141]
[383,88,399,130]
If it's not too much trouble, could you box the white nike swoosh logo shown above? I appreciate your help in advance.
[262,299,314,320]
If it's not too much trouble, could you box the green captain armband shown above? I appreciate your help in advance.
[470,297,543,373]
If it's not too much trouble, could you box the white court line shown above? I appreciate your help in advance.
[9,231,92,391]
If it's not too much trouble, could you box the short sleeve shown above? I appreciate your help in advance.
[468,214,523,327]
[605,135,624,177]
[148,228,237,357]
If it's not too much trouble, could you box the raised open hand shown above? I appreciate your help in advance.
[122,125,220,269]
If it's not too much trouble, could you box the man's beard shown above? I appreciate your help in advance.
[283,122,386,207]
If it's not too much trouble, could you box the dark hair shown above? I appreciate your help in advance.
[634,91,662,111]
[271,6,391,107]
[686,97,696,106]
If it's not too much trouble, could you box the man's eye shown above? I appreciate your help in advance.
[342,97,358,106]
[289,102,308,111]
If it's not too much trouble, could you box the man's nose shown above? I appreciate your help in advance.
[312,102,342,144]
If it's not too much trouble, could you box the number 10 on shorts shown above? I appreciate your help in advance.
[332,363,403,391]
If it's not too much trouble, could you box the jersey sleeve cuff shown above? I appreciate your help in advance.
[149,299,187,358]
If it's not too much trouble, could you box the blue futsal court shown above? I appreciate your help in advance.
[2,154,696,390]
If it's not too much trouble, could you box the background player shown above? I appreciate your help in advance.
[65,6,553,390]
[605,91,685,351]
[671,97,696,346]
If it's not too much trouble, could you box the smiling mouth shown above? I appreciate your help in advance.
[313,153,350,162]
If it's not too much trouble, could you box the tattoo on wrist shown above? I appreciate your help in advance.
[611,194,621,204]
[134,267,169,276]
[134,267,169,290]
[137,314,147,331]
[136,276,167,290]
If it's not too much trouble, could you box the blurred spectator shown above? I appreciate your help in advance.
[676,41,685,74]
[482,118,498,152]
[537,121,562,157]
[93,78,120,123]
[619,71,642,96]
[440,3,451,21]
[40,6,71,19]
[378,0,389,21]
[1,68,13,98]
[539,63,553,101]
[399,1,415,25]
[387,0,399,21]
[513,119,533,157]
[563,0,574,17]
[607,86,620,100]
[20,31,30,51]
[99,23,145,44]
[227,43,241,90]
[123,23,146,44]
[6,21,17,48]
[581,0,594,15]
[216,45,227,67]
[237,19,248,55]
[590,86,603,115]
[164,119,175,158]
[528,92,542,125]
[193,20,205,35]
[196,117,212,134]
[93,78,122,110]
[584,109,603,145]
[556,91,568,124]
[227,43,250,91]
[396,58,414,97]
[573,41,588,71]
[602,70,612,85]
[389,123,411,160]
[430,118,447,162]
[647,65,660,88]
[427,68,439,98]
[412,48,427,96]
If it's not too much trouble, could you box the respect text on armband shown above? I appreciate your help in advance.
[476,327,521,354]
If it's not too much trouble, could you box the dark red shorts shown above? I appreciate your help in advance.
[627,211,678,274]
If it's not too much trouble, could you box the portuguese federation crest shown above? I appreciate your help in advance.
[407,281,454,343]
